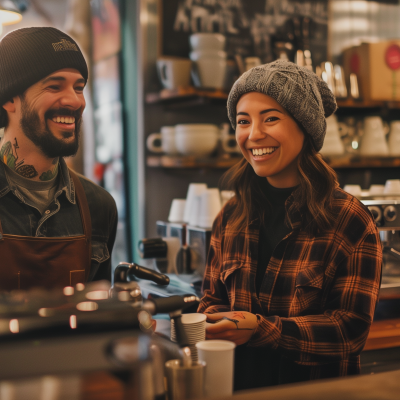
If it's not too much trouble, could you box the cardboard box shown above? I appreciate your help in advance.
[343,40,400,101]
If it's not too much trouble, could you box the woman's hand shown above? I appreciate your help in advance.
[205,311,258,345]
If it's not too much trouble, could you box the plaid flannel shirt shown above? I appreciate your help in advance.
[198,188,382,378]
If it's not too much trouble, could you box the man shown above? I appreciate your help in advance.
[0,27,118,290]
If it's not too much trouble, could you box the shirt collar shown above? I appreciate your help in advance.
[0,158,75,204]
[0,161,10,198]
[58,158,75,204]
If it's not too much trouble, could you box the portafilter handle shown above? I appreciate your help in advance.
[114,262,170,286]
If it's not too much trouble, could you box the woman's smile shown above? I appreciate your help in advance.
[249,146,279,160]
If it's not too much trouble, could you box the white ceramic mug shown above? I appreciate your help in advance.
[156,57,192,90]
[189,33,226,51]
[146,126,178,155]
[175,124,220,156]
[191,58,227,89]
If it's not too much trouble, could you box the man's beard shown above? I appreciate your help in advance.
[20,99,82,159]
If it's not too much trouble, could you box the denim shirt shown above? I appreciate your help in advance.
[0,158,118,282]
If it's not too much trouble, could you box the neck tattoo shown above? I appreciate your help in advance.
[0,138,59,181]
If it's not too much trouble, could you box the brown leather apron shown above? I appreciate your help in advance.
[0,170,92,291]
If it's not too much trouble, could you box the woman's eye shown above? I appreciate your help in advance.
[48,86,60,90]
[265,116,279,122]
[237,119,249,125]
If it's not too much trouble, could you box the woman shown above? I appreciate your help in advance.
[198,60,382,390]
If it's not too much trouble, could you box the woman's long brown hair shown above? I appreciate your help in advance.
[222,135,339,235]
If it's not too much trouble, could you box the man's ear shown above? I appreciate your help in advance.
[2,97,17,113]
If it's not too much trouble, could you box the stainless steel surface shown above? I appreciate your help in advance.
[361,200,400,298]
[165,359,205,400]
[362,200,400,230]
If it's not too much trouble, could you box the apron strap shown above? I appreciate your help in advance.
[69,169,92,245]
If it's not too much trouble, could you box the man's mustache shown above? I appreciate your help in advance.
[45,108,83,120]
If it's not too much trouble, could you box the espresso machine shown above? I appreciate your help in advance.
[136,221,212,299]
[0,266,199,400]
[362,199,400,299]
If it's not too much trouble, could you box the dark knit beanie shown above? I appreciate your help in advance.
[0,27,88,107]
[227,60,337,152]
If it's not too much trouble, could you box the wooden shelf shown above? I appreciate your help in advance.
[145,87,228,107]
[147,154,400,169]
[147,155,241,168]
[146,87,400,109]
[337,98,400,109]
[323,155,400,169]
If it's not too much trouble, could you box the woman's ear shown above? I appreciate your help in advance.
[2,97,17,113]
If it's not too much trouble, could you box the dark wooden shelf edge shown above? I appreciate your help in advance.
[145,88,400,109]
[147,155,400,169]
[147,155,241,168]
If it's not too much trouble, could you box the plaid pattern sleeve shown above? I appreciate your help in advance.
[198,189,382,374]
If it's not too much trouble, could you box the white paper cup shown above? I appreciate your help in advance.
[183,183,207,223]
[171,314,206,361]
[188,194,201,226]
[343,184,362,198]
[220,190,235,207]
[196,340,236,398]
[198,188,221,228]
[168,199,186,223]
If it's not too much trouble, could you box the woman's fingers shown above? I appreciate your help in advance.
[206,319,236,333]
[204,313,225,322]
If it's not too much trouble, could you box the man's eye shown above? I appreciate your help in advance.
[75,86,85,92]
[48,86,60,90]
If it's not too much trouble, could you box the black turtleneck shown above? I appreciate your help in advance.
[256,179,297,296]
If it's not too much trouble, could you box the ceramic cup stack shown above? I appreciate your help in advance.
[359,116,389,156]
[189,33,227,89]
[388,121,400,156]
[384,179,400,199]
[171,313,207,362]
[320,115,345,156]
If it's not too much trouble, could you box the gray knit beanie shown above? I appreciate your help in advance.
[0,27,88,108]
[227,60,337,152]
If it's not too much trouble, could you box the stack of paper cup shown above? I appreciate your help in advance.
[196,340,236,398]
[183,183,207,224]
[168,199,186,223]
[171,314,206,362]
[198,188,222,228]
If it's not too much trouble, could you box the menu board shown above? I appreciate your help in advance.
[161,0,328,67]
